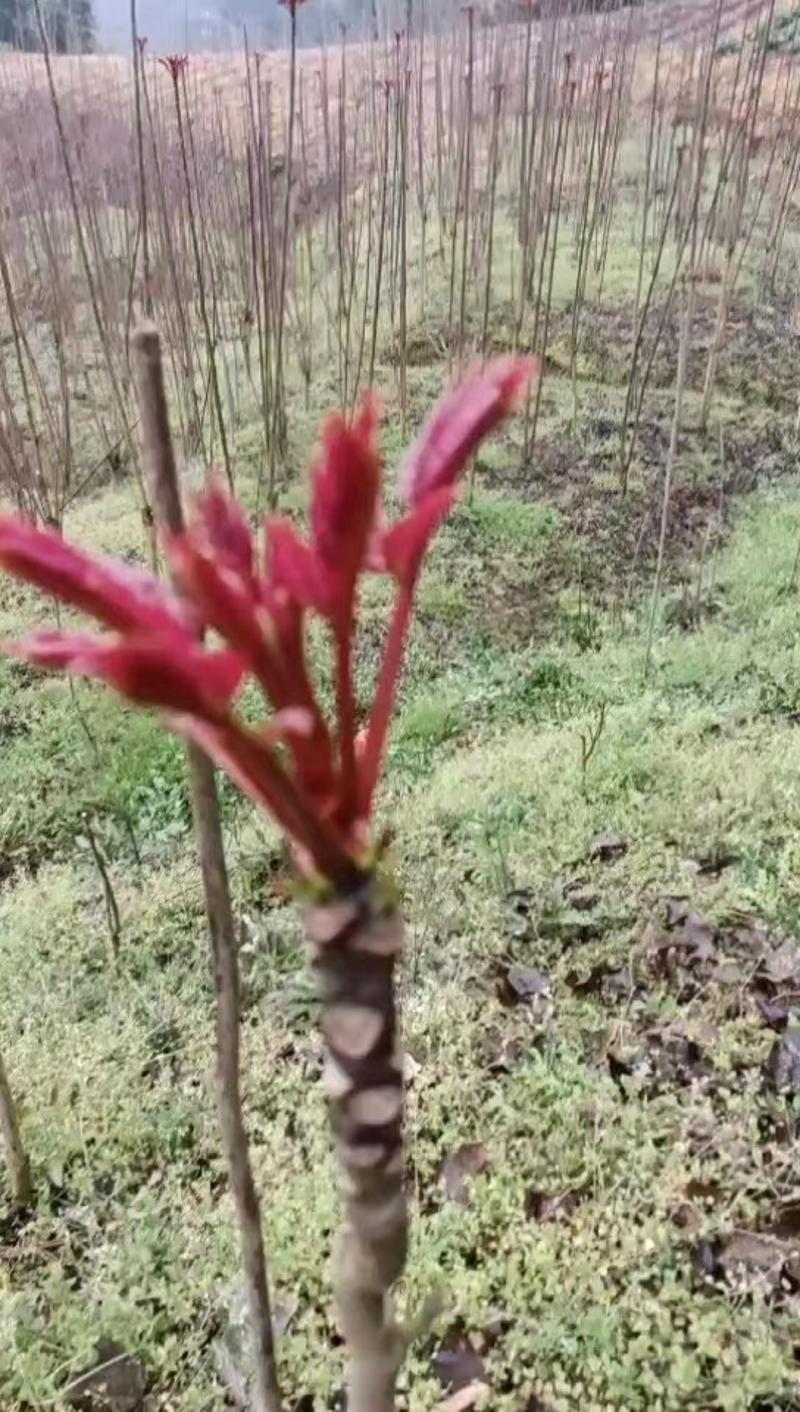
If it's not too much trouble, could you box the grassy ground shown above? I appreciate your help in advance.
[3,201,800,1410]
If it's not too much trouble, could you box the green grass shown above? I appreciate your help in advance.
[4,469,800,1409]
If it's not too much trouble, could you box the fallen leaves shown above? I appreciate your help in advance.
[588,829,629,863]
[64,1341,146,1412]
[499,964,552,1009]
[432,1328,487,1392]
[503,879,608,949]
[478,1026,526,1075]
[693,1229,800,1299]
[562,880,600,911]
[642,901,717,984]
[765,1026,800,1094]
[434,1380,490,1412]
[525,1186,585,1223]
[693,842,739,877]
[670,1178,722,1235]
[608,1027,713,1099]
[566,960,634,1002]
[440,1143,491,1205]
[642,899,800,1025]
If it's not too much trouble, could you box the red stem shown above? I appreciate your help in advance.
[194,716,357,888]
[335,610,358,825]
[276,612,337,797]
[360,577,415,815]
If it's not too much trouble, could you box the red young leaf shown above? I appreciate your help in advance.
[194,481,254,580]
[311,401,380,593]
[158,54,188,80]
[0,516,191,637]
[267,519,332,616]
[8,630,105,671]
[70,638,245,716]
[399,358,536,506]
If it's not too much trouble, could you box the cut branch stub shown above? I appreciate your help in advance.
[305,879,408,1412]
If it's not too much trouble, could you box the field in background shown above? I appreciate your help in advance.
[3,1,800,1408]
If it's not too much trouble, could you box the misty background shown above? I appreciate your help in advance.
[93,0,454,51]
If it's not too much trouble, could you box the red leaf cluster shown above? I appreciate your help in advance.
[158,55,189,81]
[0,361,534,886]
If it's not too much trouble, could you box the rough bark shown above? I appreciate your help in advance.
[305,878,408,1412]
[0,1048,32,1209]
[131,324,283,1412]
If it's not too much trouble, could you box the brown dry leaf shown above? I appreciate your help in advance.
[694,844,739,876]
[643,905,719,991]
[718,1232,790,1291]
[685,1178,721,1204]
[694,1230,800,1297]
[765,1027,800,1094]
[562,880,600,911]
[764,940,800,986]
[440,1143,491,1205]
[662,896,690,928]
[566,963,633,1001]
[754,991,793,1030]
[64,1341,146,1412]
[525,1187,585,1222]
[500,965,552,1008]
[479,1026,525,1075]
[434,1381,491,1412]
[608,1028,713,1099]
[770,1198,800,1239]
[431,1330,487,1391]
[588,830,629,862]
[672,1202,702,1235]
[683,912,718,960]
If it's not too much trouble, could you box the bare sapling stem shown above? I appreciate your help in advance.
[633,27,663,346]
[645,277,690,677]
[398,62,409,433]
[518,4,535,253]
[0,1049,32,1209]
[416,2,428,324]
[338,26,350,409]
[272,2,299,484]
[131,325,282,1412]
[481,80,503,365]
[457,4,475,370]
[646,7,722,671]
[141,57,202,454]
[569,59,606,431]
[618,146,683,491]
[169,66,234,492]
[434,36,445,256]
[526,52,574,456]
[369,82,392,389]
[447,122,465,370]
[350,176,375,416]
[131,1,151,319]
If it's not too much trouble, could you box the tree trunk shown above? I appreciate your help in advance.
[305,879,408,1412]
